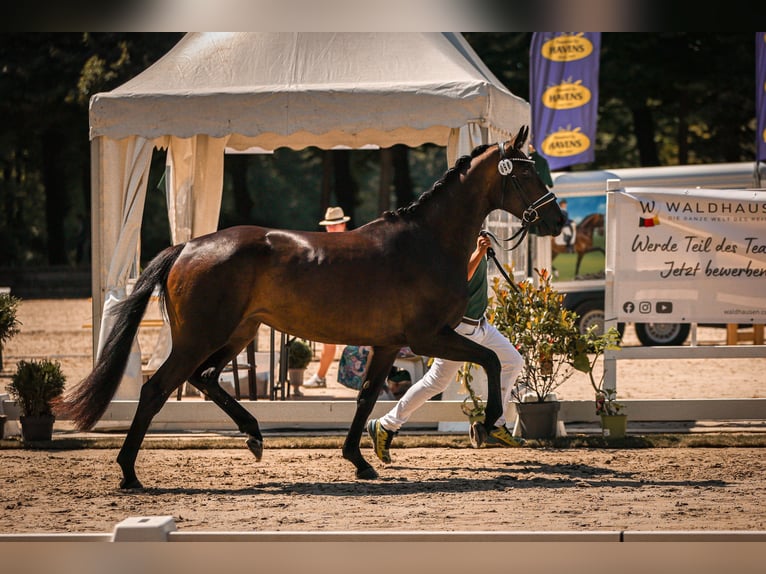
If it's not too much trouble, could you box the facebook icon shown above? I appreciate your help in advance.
[623,301,635,313]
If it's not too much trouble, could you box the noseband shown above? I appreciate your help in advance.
[496,141,557,250]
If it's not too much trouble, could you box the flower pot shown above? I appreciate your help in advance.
[288,368,305,397]
[19,414,55,442]
[600,414,627,438]
[516,401,560,439]
[288,368,305,386]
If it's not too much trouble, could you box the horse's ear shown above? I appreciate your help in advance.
[514,125,529,150]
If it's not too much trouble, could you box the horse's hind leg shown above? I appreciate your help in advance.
[185,331,266,460]
[342,345,399,480]
[189,370,264,461]
[117,356,194,489]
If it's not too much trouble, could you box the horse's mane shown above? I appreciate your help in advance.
[383,144,492,222]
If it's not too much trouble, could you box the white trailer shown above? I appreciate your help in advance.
[540,161,763,345]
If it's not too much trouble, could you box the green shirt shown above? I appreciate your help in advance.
[464,256,488,319]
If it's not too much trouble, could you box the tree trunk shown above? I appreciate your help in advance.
[378,148,393,213]
[631,105,660,167]
[332,150,357,226]
[228,154,252,225]
[677,91,689,165]
[392,144,414,209]
[41,128,68,265]
[321,151,333,220]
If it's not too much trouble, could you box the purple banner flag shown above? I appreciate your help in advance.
[756,33,766,162]
[530,32,601,170]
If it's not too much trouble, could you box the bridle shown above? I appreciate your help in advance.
[495,141,557,251]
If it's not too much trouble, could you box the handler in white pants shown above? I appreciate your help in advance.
[367,233,525,464]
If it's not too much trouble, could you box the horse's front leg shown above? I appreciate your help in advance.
[342,346,399,479]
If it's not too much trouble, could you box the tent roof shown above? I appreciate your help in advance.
[89,32,528,150]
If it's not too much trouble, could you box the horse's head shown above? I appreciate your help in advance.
[496,126,564,237]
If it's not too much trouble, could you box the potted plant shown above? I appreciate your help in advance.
[6,359,66,442]
[487,268,620,439]
[0,292,22,372]
[583,326,626,438]
[286,338,313,397]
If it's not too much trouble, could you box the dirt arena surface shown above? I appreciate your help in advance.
[1,299,765,535]
[0,443,765,533]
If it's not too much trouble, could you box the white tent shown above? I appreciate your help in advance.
[88,32,529,390]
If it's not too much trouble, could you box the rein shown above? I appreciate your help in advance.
[480,229,520,293]
[496,141,557,251]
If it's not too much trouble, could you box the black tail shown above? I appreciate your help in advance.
[58,244,184,430]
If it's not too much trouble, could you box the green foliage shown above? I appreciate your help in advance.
[6,359,66,417]
[0,293,22,345]
[488,268,621,404]
[457,362,485,421]
[287,338,313,370]
[580,325,624,416]
[489,268,582,401]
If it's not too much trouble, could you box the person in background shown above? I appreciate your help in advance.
[366,233,526,464]
[529,142,553,188]
[559,199,575,252]
[304,206,351,388]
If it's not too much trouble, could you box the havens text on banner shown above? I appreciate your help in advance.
[611,187,766,324]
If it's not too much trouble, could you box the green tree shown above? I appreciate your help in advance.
[0,33,181,268]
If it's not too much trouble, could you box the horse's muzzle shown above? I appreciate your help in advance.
[531,215,565,237]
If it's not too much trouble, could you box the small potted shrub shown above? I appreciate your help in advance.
[584,326,626,437]
[0,292,22,372]
[287,338,313,397]
[6,359,66,442]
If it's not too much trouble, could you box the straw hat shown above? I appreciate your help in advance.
[319,206,350,226]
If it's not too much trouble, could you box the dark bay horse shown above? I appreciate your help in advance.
[551,212,605,276]
[59,125,564,489]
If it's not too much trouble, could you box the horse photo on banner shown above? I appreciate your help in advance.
[529,32,601,170]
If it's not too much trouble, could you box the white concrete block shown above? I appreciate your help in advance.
[112,516,177,542]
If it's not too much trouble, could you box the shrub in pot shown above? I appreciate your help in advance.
[0,293,22,372]
[585,327,626,437]
[6,359,66,441]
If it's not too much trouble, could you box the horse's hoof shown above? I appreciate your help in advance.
[469,421,487,448]
[120,478,144,490]
[356,466,379,480]
[246,437,263,462]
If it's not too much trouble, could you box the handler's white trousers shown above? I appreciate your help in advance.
[378,318,523,432]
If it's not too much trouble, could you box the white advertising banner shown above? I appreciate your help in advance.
[611,187,766,324]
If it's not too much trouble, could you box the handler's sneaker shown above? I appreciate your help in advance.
[487,424,526,447]
[367,418,396,463]
[304,374,327,388]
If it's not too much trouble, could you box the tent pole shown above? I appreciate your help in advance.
[90,137,104,365]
